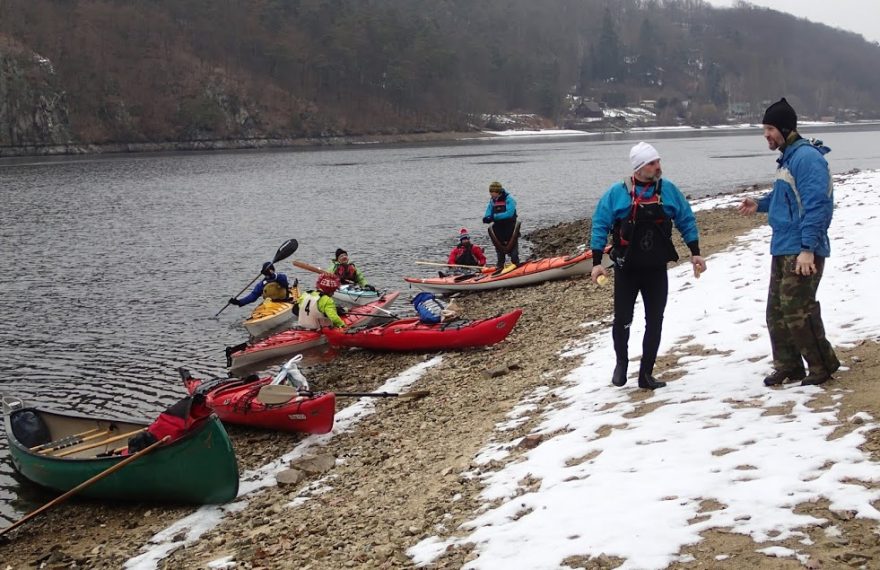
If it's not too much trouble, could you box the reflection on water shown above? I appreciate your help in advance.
[2,127,879,522]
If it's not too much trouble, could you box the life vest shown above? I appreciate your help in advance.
[454,244,479,266]
[297,291,332,330]
[334,263,359,285]
[262,280,290,301]
[490,192,518,240]
[611,178,678,269]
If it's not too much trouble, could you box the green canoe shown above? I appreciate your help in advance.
[3,397,239,505]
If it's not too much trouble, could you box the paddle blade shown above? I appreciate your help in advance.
[273,239,299,263]
[257,384,299,405]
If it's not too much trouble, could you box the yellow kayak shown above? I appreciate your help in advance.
[244,298,296,337]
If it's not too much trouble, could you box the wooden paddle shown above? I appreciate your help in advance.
[291,260,328,275]
[215,238,299,317]
[257,384,429,405]
[56,429,146,458]
[0,436,171,537]
[30,428,102,452]
[37,429,112,454]
[415,261,486,269]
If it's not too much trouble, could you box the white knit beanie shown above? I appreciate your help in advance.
[629,141,661,172]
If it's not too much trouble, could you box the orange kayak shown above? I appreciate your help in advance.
[404,251,595,293]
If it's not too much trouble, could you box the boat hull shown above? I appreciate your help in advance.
[184,376,335,434]
[243,299,296,337]
[324,309,522,351]
[227,292,400,371]
[404,251,593,293]
[4,404,239,504]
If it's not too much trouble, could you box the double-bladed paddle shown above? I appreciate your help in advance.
[256,384,429,405]
[214,238,299,317]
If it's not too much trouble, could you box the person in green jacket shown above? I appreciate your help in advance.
[294,274,346,329]
[329,248,371,288]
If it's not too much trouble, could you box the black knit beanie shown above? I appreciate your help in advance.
[762,97,797,137]
[335,248,347,260]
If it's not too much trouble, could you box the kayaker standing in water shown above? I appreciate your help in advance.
[447,228,487,270]
[738,97,840,387]
[329,248,374,290]
[590,142,706,390]
[229,262,295,307]
[483,181,521,273]
[294,274,346,329]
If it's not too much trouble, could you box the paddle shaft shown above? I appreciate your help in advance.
[215,274,262,317]
[334,390,430,399]
[38,429,112,454]
[292,260,326,275]
[31,428,102,452]
[216,238,299,317]
[56,429,146,458]
[257,384,429,404]
[415,261,485,269]
[0,436,170,537]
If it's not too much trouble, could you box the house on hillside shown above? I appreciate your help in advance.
[575,101,603,118]
[729,102,751,119]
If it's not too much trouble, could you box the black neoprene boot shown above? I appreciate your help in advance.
[638,373,666,390]
[612,361,628,387]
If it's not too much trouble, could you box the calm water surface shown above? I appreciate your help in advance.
[2,127,879,520]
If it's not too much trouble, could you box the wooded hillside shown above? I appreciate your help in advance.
[2,0,879,148]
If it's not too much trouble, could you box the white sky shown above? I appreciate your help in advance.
[705,0,880,44]
[123,169,880,569]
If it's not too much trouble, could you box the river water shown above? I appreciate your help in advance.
[1,126,879,520]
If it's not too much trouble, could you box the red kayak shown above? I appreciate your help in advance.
[323,309,523,351]
[226,292,400,371]
[182,373,335,435]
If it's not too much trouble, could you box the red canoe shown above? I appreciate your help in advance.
[226,292,400,371]
[323,309,523,351]
[182,374,335,435]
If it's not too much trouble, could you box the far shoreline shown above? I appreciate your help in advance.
[2,121,879,160]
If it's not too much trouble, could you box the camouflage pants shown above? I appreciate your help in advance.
[766,255,839,375]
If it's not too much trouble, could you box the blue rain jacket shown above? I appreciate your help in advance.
[756,138,833,257]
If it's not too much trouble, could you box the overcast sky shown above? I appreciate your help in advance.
[704,0,880,44]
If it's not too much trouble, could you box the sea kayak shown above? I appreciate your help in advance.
[404,251,595,294]
[324,309,523,351]
[182,374,335,435]
[332,284,394,307]
[243,298,296,337]
[2,397,239,504]
[226,291,400,371]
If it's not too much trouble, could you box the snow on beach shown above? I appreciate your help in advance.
[410,170,880,569]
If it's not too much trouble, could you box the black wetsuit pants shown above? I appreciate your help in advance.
[612,266,668,378]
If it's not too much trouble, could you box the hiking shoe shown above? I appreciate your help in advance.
[762,369,806,387]
[638,375,666,390]
[801,373,831,386]
[612,362,628,387]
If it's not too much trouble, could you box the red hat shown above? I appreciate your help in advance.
[316,273,341,295]
[459,228,471,241]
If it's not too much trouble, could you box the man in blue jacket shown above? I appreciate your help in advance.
[483,181,520,271]
[590,142,706,390]
[229,262,294,307]
[738,98,839,387]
